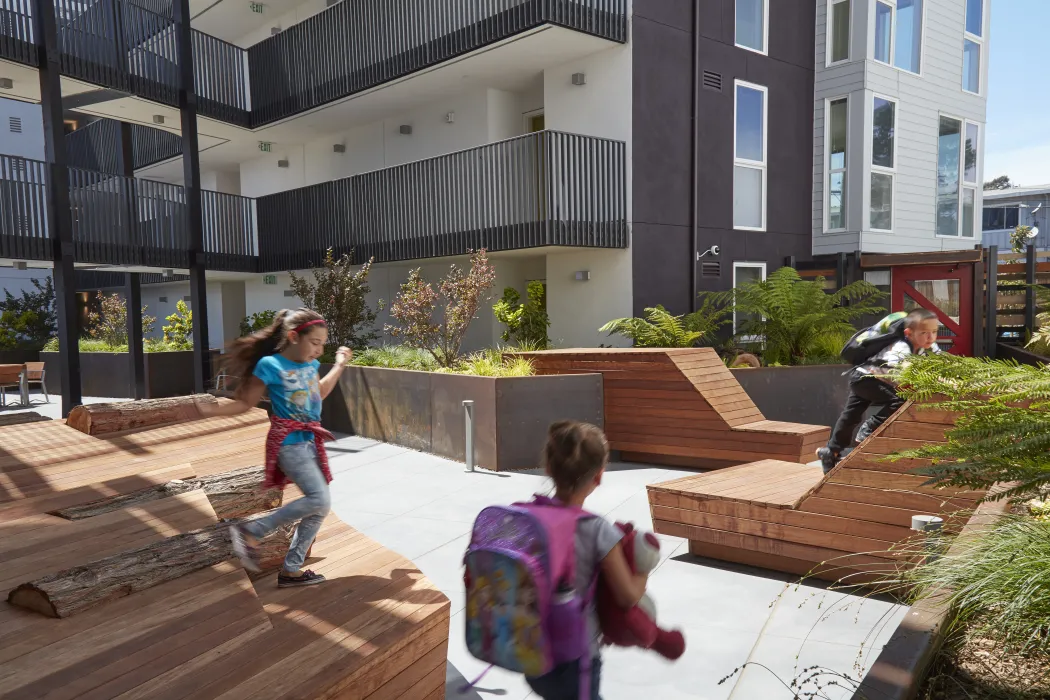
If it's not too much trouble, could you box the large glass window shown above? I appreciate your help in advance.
[966,0,983,38]
[736,0,767,54]
[873,0,923,74]
[830,0,851,63]
[964,123,979,184]
[937,116,962,237]
[734,81,767,230]
[871,96,896,231]
[963,0,983,93]
[982,206,1020,231]
[827,98,848,231]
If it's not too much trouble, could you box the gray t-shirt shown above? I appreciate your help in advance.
[575,515,625,656]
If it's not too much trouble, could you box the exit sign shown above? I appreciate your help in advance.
[249,2,264,12]
[263,274,277,285]
[258,142,272,152]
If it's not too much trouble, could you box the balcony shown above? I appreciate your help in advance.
[1,131,626,272]
[66,118,183,172]
[0,0,625,129]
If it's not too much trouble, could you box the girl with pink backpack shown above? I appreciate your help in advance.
[463,421,650,699]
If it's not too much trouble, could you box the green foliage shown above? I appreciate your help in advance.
[493,281,550,349]
[42,337,186,353]
[894,353,1050,501]
[984,174,1012,191]
[289,249,382,350]
[386,250,497,368]
[162,300,193,350]
[707,267,886,366]
[348,344,533,377]
[85,292,156,347]
[599,298,731,348]
[350,345,439,372]
[0,278,56,350]
[1027,286,1050,356]
[1012,225,1037,254]
[239,310,277,337]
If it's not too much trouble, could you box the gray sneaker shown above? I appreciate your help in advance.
[816,447,839,474]
[230,524,261,573]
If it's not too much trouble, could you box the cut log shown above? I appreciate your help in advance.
[49,465,282,521]
[65,394,218,436]
[7,510,297,618]
[0,411,51,427]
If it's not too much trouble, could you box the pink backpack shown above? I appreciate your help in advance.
[462,495,596,697]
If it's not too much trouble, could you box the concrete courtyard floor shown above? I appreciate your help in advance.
[5,394,908,699]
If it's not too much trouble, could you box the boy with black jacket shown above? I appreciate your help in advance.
[817,308,942,474]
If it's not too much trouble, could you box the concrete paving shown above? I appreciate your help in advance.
[321,435,908,700]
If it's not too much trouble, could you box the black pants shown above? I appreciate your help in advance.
[827,376,905,453]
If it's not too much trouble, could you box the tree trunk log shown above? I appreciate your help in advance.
[65,394,218,436]
[49,466,282,521]
[7,510,298,618]
[0,412,50,427]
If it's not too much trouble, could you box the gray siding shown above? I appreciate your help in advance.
[812,0,990,256]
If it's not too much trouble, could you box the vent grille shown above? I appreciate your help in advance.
[183,295,191,302]
[701,261,721,278]
[9,116,21,133]
[283,289,295,297]
[159,296,168,303]
[10,157,25,172]
[702,71,722,92]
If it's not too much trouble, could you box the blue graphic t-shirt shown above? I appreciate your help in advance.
[253,354,322,445]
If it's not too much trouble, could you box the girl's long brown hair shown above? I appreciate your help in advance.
[225,307,323,397]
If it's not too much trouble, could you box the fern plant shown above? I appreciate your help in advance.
[706,267,886,365]
[1027,285,1050,354]
[894,352,1050,501]
[599,299,731,348]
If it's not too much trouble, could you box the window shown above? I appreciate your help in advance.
[9,116,21,133]
[735,0,767,54]
[826,97,848,231]
[829,0,851,63]
[733,263,767,335]
[965,0,983,37]
[982,206,1019,232]
[734,81,767,231]
[873,0,923,74]
[962,0,983,93]
[870,96,896,231]
[937,116,980,238]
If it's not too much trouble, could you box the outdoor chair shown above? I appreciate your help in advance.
[23,362,47,403]
[0,365,24,407]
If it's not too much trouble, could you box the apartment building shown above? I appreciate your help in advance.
[0,0,991,411]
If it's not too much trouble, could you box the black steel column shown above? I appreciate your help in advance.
[35,0,81,416]
[117,123,146,399]
[173,0,210,392]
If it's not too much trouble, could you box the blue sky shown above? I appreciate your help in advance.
[985,0,1050,186]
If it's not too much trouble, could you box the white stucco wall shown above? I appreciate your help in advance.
[0,98,45,160]
[201,170,242,195]
[0,268,51,299]
[140,282,227,350]
[546,249,632,348]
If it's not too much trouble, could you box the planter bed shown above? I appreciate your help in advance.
[41,350,219,399]
[0,349,40,365]
[732,364,866,429]
[321,365,603,471]
[996,342,1049,367]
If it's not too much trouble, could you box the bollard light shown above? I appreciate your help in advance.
[463,400,475,473]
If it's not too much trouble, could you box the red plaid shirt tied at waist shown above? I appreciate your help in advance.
[264,416,335,489]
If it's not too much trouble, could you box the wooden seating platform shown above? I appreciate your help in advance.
[518,348,830,468]
[0,406,450,699]
[647,402,983,584]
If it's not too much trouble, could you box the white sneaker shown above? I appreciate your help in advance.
[230,524,261,573]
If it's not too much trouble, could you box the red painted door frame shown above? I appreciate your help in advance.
[891,264,974,356]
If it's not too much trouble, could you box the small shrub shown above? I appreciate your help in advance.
[0,278,56,350]
[240,310,277,337]
[42,338,185,353]
[289,249,382,351]
[447,348,534,377]
[350,345,439,372]
[387,249,496,368]
[493,281,550,349]
[85,292,156,347]
[162,300,193,350]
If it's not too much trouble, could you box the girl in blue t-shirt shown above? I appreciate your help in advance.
[196,307,351,588]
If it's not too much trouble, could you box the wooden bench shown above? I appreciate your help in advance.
[0,415,450,700]
[517,348,830,468]
[646,402,983,584]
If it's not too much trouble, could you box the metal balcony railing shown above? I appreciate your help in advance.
[0,131,626,272]
[255,130,627,270]
[66,118,183,172]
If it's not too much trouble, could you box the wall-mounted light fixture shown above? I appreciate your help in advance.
[0,78,12,89]
[162,269,174,280]
[333,144,346,153]
[283,289,296,297]
[270,26,281,35]
[571,72,586,86]
[277,159,289,168]
[152,115,164,125]
[574,270,590,281]
[695,245,720,261]
[399,125,412,135]
[445,111,455,124]
[13,261,27,270]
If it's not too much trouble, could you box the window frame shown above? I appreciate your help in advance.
[982,205,1020,233]
[824,95,850,234]
[935,113,981,239]
[869,93,898,233]
[732,261,767,338]
[733,79,768,232]
[734,0,769,56]
[962,1,985,96]
[827,0,852,66]
[872,0,925,76]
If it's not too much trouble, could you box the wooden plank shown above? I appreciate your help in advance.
[800,496,947,529]
[881,420,950,441]
[813,483,978,515]
[687,541,885,585]
[862,437,941,456]
[827,468,983,500]
[620,452,740,470]
[613,440,806,464]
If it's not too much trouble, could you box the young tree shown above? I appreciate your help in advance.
[493,280,551,348]
[288,249,382,350]
[162,300,193,350]
[85,292,156,348]
[387,249,496,367]
[0,278,56,350]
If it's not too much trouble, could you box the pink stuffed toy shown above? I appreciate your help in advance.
[596,522,685,660]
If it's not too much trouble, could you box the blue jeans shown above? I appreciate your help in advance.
[243,441,331,572]
[526,658,602,700]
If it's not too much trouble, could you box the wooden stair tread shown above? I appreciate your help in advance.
[735,420,829,436]
[648,460,822,508]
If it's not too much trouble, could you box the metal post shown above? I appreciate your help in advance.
[126,273,146,399]
[1025,243,1037,339]
[173,0,210,392]
[463,400,475,473]
[986,245,998,358]
[911,514,944,563]
[34,0,81,417]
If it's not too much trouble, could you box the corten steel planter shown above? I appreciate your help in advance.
[995,342,1049,367]
[733,364,863,428]
[41,350,220,399]
[321,365,604,471]
[0,349,39,364]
